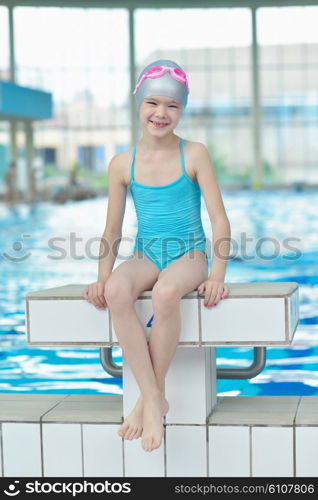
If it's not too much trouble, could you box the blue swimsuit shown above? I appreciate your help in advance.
[129,137,207,272]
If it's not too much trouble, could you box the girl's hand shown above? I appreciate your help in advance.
[82,280,107,310]
[197,279,230,308]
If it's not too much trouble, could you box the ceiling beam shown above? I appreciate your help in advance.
[1,1,318,9]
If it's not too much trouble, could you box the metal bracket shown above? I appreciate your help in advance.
[100,346,266,380]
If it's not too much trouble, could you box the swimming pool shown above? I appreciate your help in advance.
[0,188,317,396]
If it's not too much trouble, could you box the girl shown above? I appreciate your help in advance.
[83,59,231,453]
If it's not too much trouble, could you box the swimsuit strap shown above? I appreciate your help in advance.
[130,145,136,183]
[179,137,186,175]
[131,138,184,183]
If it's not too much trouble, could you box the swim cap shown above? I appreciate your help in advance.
[133,59,189,109]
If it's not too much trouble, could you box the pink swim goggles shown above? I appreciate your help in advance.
[133,65,190,95]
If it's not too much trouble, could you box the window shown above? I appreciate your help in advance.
[135,8,252,184]
[15,7,129,173]
[77,145,105,172]
[0,7,9,79]
[258,6,318,183]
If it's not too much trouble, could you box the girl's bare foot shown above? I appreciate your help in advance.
[118,394,169,440]
[117,395,143,440]
[141,392,166,452]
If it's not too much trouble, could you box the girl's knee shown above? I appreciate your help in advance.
[104,278,134,309]
[152,281,180,310]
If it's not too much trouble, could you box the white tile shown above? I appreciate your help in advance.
[206,347,218,414]
[111,298,153,343]
[252,427,293,477]
[165,347,217,424]
[209,396,299,426]
[29,300,109,344]
[209,426,250,477]
[288,288,299,341]
[2,423,42,477]
[83,424,123,477]
[124,437,165,477]
[42,423,82,477]
[179,298,199,342]
[296,427,318,477]
[166,425,207,477]
[201,298,285,343]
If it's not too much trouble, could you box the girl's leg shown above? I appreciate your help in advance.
[104,251,166,451]
[142,251,208,444]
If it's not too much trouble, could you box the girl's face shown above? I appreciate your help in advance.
[139,95,182,135]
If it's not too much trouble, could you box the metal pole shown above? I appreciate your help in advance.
[128,7,138,147]
[217,346,266,379]
[100,346,266,380]
[251,6,262,189]
[8,5,15,83]
[9,121,17,164]
[25,121,34,203]
[7,5,19,203]
[100,347,122,378]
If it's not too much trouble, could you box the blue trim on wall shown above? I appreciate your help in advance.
[0,81,52,120]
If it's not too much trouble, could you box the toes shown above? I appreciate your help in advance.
[119,424,130,439]
[126,427,136,440]
[134,427,142,439]
[152,438,161,450]
[141,436,149,452]
[129,428,139,440]
[149,438,155,452]
[123,428,133,440]
[146,437,153,452]
[117,426,125,437]
[141,433,163,451]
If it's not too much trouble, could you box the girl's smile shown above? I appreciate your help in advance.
[149,120,170,128]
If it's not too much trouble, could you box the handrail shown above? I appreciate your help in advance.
[100,346,267,380]
[217,347,266,379]
[100,347,122,378]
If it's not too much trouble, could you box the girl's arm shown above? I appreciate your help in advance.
[194,143,231,306]
[83,154,127,309]
[98,154,127,282]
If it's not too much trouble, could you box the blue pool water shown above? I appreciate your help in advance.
[0,188,317,396]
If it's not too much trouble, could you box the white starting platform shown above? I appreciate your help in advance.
[1,281,315,478]
[26,282,298,347]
